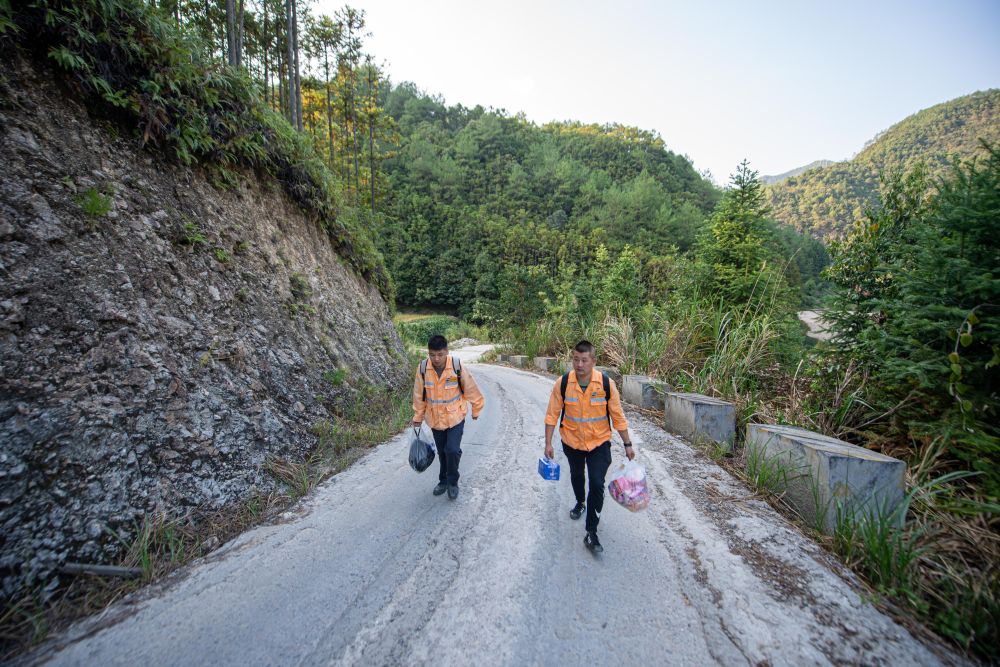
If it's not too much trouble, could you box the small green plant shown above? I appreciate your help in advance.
[243,494,262,521]
[289,273,312,302]
[182,222,207,247]
[744,445,792,495]
[833,503,922,600]
[322,368,348,386]
[287,302,317,319]
[77,186,112,224]
[213,247,230,263]
[703,440,730,462]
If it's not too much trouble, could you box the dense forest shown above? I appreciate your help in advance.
[377,85,831,319]
[766,89,1000,239]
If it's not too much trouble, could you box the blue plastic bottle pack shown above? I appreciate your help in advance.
[537,456,560,480]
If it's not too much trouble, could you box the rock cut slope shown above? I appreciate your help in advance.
[0,52,406,598]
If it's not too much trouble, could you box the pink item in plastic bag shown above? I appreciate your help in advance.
[607,460,650,512]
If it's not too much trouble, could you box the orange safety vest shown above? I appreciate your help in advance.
[544,369,628,451]
[412,355,484,430]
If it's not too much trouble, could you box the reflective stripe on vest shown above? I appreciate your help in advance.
[430,394,461,405]
[563,414,607,423]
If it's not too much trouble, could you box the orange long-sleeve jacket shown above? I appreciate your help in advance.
[412,356,485,430]
[544,370,629,451]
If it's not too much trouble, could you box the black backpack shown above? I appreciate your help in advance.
[419,356,463,401]
[559,371,611,427]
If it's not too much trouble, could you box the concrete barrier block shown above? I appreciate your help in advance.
[497,353,509,362]
[596,366,621,386]
[534,356,557,372]
[746,424,906,533]
[509,355,528,368]
[664,392,735,448]
[622,375,669,410]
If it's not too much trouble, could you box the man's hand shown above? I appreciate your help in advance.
[544,443,554,460]
[625,444,635,461]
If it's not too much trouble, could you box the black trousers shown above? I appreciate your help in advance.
[562,441,612,532]
[432,420,465,486]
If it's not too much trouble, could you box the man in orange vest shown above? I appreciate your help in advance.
[412,335,485,500]
[544,340,634,553]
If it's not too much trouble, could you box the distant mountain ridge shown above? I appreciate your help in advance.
[763,160,835,184]
[765,89,1000,239]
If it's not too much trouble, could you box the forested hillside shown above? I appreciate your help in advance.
[377,84,829,318]
[766,89,1000,238]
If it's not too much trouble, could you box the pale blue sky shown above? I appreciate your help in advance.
[318,0,1000,183]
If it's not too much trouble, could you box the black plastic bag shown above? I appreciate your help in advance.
[409,427,435,472]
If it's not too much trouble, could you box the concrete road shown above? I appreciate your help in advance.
[30,362,959,666]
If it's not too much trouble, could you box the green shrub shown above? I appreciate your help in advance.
[396,315,456,346]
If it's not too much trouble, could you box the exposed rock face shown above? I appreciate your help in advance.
[0,54,406,597]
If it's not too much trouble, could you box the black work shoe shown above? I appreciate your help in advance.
[584,531,603,553]
[447,485,459,500]
[569,502,585,520]
[433,482,448,496]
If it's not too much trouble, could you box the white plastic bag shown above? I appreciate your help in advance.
[607,460,650,512]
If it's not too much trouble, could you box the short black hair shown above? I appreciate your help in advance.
[573,340,595,356]
[428,335,448,351]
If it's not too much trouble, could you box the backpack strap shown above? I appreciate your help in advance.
[452,356,464,395]
[558,372,570,427]
[419,358,428,401]
[601,372,611,426]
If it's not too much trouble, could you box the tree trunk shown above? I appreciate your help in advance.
[343,86,353,193]
[236,0,245,67]
[278,51,286,118]
[225,0,236,66]
[325,51,334,170]
[263,1,270,108]
[203,0,212,59]
[291,0,303,131]
[284,0,297,126]
[351,79,360,197]
[368,65,376,216]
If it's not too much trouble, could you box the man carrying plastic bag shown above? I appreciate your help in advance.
[411,335,485,500]
[543,340,634,553]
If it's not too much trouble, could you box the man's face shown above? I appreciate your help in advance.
[571,350,595,376]
[429,347,448,368]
